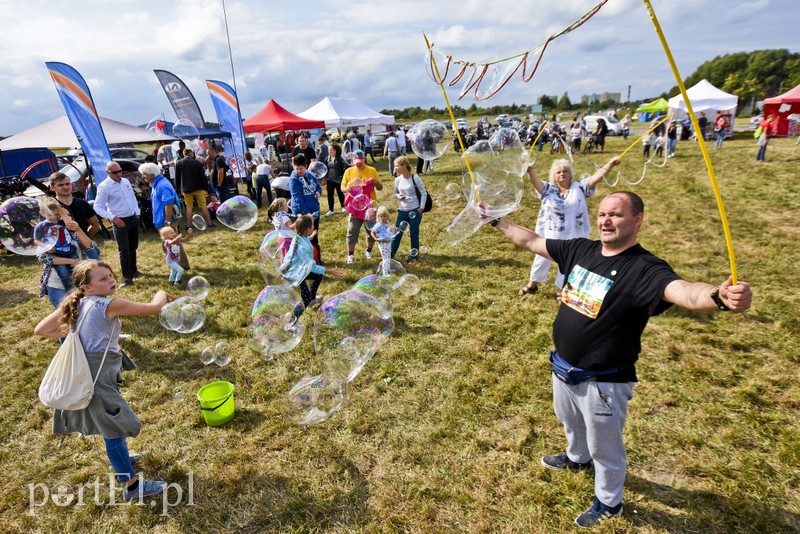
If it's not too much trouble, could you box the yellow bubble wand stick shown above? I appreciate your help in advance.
[643,0,737,284]
[527,120,548,157]
[617,113,671,160]
[423,32,481,202]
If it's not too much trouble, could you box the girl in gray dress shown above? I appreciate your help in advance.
[35,260,173,501]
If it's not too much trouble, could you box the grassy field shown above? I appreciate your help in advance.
[1,133,798,533]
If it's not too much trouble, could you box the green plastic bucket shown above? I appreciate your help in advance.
[197,381,235,426]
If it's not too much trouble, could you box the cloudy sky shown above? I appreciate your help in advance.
[1,0,796,137]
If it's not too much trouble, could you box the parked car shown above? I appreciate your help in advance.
[109,148,151,162]
[456,118,470,130]
[583,115,623,136]
[24,156,143,198]
[369,131,391,155]
[494,114,510,125]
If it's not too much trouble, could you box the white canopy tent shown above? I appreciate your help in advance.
[298,97,395,128]
[668,79,738,122]
[0,115,176,150]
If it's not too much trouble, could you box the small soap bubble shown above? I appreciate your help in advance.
[445,183,463,201]
[308,161,328,179]
[191,214,207,231]
[187,276,210,300]
[217,195,258,231]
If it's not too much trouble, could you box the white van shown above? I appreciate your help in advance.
[583,115,623,136]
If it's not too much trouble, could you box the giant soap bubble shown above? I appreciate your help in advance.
[257,229,315,287]
[408,119,449,160]
[441,169,525,246]
[156,145,174,167]
[287,373,348,425]
[375,259,406,287]
[314,289,394,382]
[159,296,205,333]
[172,118,199,141]
[0,197,59,256]
[249,285,305,355]
[217,195,258,231]
[352,274,394,312]
[395,274,421,297]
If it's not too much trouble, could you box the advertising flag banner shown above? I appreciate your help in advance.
[206,80,248,178]
[45,62,113,183]
[154,70,206,129]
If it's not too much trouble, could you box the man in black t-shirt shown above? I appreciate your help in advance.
[207,147,231,203]
[175,149,213,228]
[291,135,317,166]
[488,191,752,528]
[49,172,101,259]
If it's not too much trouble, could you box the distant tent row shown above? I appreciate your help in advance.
[243,97,394,133]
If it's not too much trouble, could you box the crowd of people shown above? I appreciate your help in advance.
[30,116,767,526]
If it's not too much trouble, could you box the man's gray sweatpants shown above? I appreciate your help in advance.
[552,375,635,507]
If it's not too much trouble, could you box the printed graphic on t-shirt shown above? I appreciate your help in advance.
[558,264,613,319]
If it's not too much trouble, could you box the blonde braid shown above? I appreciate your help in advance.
[58,288,85,330]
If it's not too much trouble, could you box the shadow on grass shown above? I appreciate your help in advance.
[0,287,34,309]
[157,457,371,531]
[627,473,800,532]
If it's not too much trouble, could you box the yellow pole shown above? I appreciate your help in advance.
[423,32,480,202]
[642,0,737,284]
[617,114,671,160]
[527,120,548,157]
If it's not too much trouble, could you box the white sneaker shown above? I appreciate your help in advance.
[346,254,355,264]
[364,250,373,259]
[325,211,335,217]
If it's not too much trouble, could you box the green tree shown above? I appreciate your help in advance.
[538,95,557,109]
[558,92,572,109]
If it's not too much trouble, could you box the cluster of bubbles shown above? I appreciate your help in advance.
[217,195,258,232]
[248,284,305,358]
[200,342,232,367]
[159,296,206,334]
[0,197,60,256]
[286,265,424,425]
[407,119,450,161]
[442,127,531,246]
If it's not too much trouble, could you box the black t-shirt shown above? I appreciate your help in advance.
[292,145,317,165]
[212,155,230,185]
[175,156,208,193]
[58,197,97,235]
[546,238,681,382]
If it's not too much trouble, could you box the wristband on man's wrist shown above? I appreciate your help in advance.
[710,286,730,311]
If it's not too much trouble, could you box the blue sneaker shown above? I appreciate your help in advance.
[575,497,623,528]
[123,479,167,501]
[541,453,594,473]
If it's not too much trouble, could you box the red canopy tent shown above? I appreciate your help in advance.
[243,99,325,132]
[763,84,800,137]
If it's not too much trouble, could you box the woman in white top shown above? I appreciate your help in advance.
[391,156,428,263]
[518,156,620,296]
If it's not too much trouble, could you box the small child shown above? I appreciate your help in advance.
[268,197,294,257]
[642,132,653,157]
[654,132,666,157]
[370,206,395,275]
[281,214,343,330]
[159,226,192,285]
[36,197,92,291]
[207,194,221,220]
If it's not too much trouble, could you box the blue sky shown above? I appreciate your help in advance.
[1,0,796,136]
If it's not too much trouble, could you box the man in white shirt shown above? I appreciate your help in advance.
[93,161,141,287]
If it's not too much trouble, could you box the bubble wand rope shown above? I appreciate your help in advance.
[643,0,737,284]
[527,121,548,157]
[424,32,481,202]
[618,113,671,161]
